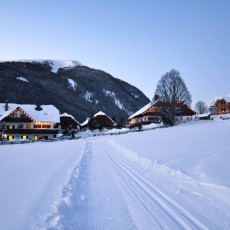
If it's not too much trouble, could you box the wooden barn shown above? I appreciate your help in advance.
[81,111,116,130]
[60,113,81,131]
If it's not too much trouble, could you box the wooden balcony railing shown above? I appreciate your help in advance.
[2,117,33,122]
[5,129,59,134]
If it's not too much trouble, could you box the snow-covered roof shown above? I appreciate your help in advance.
[0,103,60,123]
[223,96,230,103]
[94,111,116,124]
[81,111,116,127]
[94,111,106,117]
[81,118,90,127]
[128,101,157,120]
[60,112,80,124]
[196,113,211,118]
[210,97,230,106]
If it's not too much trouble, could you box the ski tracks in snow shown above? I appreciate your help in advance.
[102,143,208,230]
[43,138,228,229]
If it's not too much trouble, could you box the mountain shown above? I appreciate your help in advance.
[0,60,150,123]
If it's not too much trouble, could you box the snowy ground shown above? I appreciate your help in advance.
[0,120,230,229]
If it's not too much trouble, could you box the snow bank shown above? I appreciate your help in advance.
[110,120,230,187]
[0,140,85,229]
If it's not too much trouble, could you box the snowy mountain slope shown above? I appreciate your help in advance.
[0,61,150,122]
[0,120,229,229]
[0,59,82,73]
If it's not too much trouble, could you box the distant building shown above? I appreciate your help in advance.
[60,112,81,131]
[128,100,195,126]
[0,101,60,141]
[196,113,211,120]
[81,111,116,130]
[210,97,230,115]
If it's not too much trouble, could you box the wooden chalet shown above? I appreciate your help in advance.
[0,102,60,141]
[129,99,195,126]
[210,97,230,115]
[81,111,116,130]
[60,113,81,131]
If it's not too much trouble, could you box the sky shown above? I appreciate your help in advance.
[1,0,230,106]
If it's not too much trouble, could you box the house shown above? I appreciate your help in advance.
[210,97,230,115]
[196,113,211,120]
[0,101,60,141]
[60,113,81,131]
[128,99,195,126]
[81,111,116,130]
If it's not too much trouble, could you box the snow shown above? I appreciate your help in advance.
[223,96,230,103]
[103,89,124,110]
[196,112,211,118]
[68,78,77,90]
[83,91,93,102]
[0,120,230,229]
[4,59,82,73]
[16,76,29,82]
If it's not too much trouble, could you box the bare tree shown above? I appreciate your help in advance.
[195,101,208,114]
[155,69,192,125]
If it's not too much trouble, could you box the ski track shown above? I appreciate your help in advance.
[101,142,209,230]
[43,138,226,229]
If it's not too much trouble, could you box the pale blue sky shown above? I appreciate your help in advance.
[1,0,229,106]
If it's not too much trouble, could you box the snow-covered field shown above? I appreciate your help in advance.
[0,120,230,229]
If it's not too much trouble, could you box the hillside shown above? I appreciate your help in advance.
[0,60,150,122]
[0,120,229,229]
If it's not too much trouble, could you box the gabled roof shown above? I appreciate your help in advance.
[128,100,158,120]
[81,111,116,127]
[196,113,211,118]
[94,111,116,124]
[211,97,230,107]
[0,103,60,122]
[60,112,80,125]
[223,97,230,103]
[81,118,90,127]
[128,99,195,119]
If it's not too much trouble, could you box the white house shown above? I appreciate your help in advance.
[0,102,60,141]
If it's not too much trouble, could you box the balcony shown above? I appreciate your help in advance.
[5,129,59,134]
[2,117,33,122]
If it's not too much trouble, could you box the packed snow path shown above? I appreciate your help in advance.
[46,137,230,229]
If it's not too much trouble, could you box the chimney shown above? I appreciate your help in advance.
[5,100,8,111]
[35,104,43,111]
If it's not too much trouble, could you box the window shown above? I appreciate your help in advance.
[8,135,14,140]
[7,125,14,130]
[42,125,51,129]
[21,135,28,140]
[26,124,31,129]
[19,124,24,129]
[34,125,41,129]
[34,136,39,141]
[148,117,160,122]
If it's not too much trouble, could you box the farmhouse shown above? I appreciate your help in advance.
[0,101,60,141]
[210,97,230,115]
[81,111,116,130]
[129,99,195,126]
